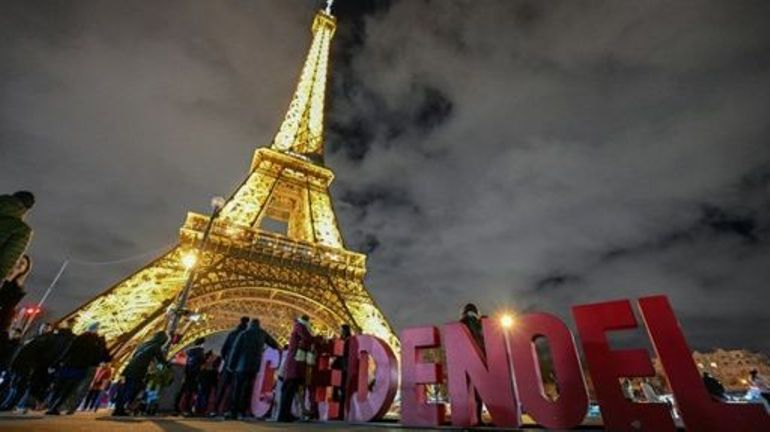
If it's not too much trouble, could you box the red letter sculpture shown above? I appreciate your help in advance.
[443,318,519,428]
[400,326,446,427]
[509,313,588,429]
[313,338,345,421]
[346,335,398,422]
[638,295,770,431]
[573,299,676,431]
[250,347,281,418]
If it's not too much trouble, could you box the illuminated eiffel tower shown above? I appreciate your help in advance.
[63,3,398,362]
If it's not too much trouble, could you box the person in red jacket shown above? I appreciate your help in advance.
[277,315,313,422]
[82,362,112,411]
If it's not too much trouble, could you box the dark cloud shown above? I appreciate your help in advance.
[2,0,769,353]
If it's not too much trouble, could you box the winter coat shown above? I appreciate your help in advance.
[460,313,485,350]
[122,332,168,380]
[8,331,54,374]
[43,328,76,367]
[704,374,726,400]
[283,319,313,380]
[0,334,20,369]
[57,332,110,369]
[0,195,32,281]
[226,321,279,374]
[89,365,113,390]
[185,345,205,374]
[0,279,25,331]
[331,335,351,373]
[220,322,246,364]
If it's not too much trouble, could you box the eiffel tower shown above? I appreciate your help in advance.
[63,3,398,363]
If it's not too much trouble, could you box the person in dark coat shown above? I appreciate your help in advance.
[209,317,249,416]
[0,328,22,402]
[0,192,34,282]
[460,303,485,423]
[45,323,110,415]
[225,318,279,419]
[460,303,484,349]
[15,319,76,412]
[331,324,352,408]
[278,315,313,422]
[4,322,55,412]
[0,328,22,370]
[703,372,727,401]
[112,331,168,416]
[174,337,206,416]
[195,351,219,415]
[0,255,31,332]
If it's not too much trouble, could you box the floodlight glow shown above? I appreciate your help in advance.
[181,252,198,270]
[500,314,515,329]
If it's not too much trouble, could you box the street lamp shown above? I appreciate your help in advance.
[166,196,225,350]
[500,313,515,329]
[499,312,520,420]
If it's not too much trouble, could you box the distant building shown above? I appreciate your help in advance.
[653,349,770,392]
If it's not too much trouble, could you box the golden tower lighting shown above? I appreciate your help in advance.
[61,3,398,364]
[181,252,197,271]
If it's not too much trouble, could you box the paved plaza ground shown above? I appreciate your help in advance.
[0,411,609,431]
[0,413,399,432]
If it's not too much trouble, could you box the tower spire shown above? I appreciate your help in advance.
[270,5,336,163]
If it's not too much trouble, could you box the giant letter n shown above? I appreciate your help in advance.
[443,318,518,428]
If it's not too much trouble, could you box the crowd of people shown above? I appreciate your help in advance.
[0,189,355,420]
[0,318,110,415]
[0,189,356,420]
[101,313,351,421]
[167,314,350,421]
[0,309,352,420]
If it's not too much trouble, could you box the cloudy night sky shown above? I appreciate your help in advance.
[2,0,769,353]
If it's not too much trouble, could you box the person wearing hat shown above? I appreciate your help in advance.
[460,303,485,349]
[45,322,110,415]
[0,191,35,282]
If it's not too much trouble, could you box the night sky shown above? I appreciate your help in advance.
[2,0,769,353]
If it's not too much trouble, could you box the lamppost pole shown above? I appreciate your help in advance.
[166,196,225,351]
[500,314,520,419]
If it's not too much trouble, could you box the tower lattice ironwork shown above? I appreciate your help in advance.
[62,6,398,363]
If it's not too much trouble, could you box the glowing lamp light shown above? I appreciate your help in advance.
[181,252,198,270]
[211,196,226,210]
[500,313,515,329]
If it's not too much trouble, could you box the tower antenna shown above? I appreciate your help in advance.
[325,0,334,15]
